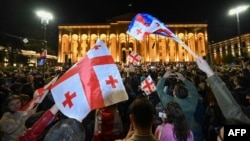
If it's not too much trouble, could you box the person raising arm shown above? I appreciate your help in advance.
[195,57,250,124]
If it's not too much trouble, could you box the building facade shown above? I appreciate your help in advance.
[0,46,57,67]
[58,20,208,64]
[208,33,250,65]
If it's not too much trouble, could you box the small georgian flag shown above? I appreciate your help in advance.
[141,75,156,95]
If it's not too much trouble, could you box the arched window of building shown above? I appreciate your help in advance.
[121,43,126,63]
[122,50,126,63]
[128,42,133,51]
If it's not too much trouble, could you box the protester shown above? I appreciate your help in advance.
[17,104,59,141]
[0,95,35,141]
[43,118,86,141]
[21,74,35,101]
[118,72,137,135]
[93,104,124,141]
[115,97,158,141]
[33,72,45,90]
[154,101,194,141]
[231,75,250,107]
[156,70,200,140]
[196,57,250,124]
[195,57,250,140]
[203,88,226,141]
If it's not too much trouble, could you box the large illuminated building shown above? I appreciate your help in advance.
[57,14,208,64]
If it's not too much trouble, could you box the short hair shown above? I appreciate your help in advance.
[44,118,85,141]
[173,84,188,99]
[2,94,24,112]
[129,97,155,129]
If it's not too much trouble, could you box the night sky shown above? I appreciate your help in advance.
[0,0,250,53]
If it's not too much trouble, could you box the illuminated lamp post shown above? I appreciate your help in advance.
[229,5,249,56]
[36,10,52,75]
[36,10,53,48]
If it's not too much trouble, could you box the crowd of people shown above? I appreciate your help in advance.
[0,56,250,141]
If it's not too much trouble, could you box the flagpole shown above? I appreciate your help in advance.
[36,10,52,80]
[170,35,198,59]
[179,42,197,59]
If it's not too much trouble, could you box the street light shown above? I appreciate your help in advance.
[36,10,53,44]
[36,10,52,73]
[229,5,249,56]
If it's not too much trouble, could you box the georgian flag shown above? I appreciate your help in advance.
[20,75,59,111]
[126,13,152,40]
[51,39,128,122]
[127,13,197,58]
[128,51,142,65]
[141,75,156,95]
[127,13,181,42]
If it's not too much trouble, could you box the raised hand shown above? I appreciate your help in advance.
[195,57,214,77]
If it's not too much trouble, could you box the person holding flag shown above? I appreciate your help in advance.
[12,75,60,141]
[0,95,35,141]
[120,46,250,141]
[17,104,59,141]
[127,13,202,141]
[11,38,129,141]
[195,57,250,140]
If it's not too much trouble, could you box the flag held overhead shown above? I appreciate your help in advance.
[51,39,128,122]
[128,51,142,65]
[141,75,156,95]
[127,13,197,58]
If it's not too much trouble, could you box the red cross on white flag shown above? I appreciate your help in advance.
[127,13,152,40]
[128,51,142,65]
[51,39,128,122]
[141,75,156,95]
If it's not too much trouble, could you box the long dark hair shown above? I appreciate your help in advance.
[165,101,192,141]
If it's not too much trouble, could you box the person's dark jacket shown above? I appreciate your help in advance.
[206,75,250,124]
